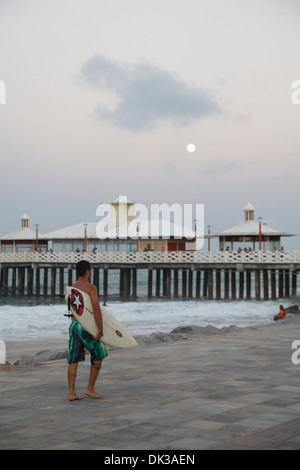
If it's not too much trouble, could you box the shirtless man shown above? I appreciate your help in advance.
[67,260,108,401]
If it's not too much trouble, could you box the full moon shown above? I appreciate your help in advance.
[186,144,196,153]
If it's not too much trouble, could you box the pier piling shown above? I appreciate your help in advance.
[0,254,298,301]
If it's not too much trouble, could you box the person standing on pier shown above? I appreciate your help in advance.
[67,260,108,401]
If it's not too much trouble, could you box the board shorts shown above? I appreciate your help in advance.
[68,321,108,365]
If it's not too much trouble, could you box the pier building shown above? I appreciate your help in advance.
[40,196,196,253]
[0,200,299,301]
[0,214,47,253]
[214,204,294,252]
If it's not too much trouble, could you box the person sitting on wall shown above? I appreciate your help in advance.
[278,305,287,320]
[274,305,287,321]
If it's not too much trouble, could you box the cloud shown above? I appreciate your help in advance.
[200,158,241,175]
[161,161,177,175]
[78,55,222,132]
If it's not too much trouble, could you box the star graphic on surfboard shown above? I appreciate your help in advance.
[70,289,84,317]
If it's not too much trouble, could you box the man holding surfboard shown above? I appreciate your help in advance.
[67,260,108,402]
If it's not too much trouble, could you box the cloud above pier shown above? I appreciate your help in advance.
[1,0,300,247]
[78,55,221,132]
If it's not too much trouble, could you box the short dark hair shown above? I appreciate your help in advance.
[76,260,91,278]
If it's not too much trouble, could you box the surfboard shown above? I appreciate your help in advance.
[65,286,138,349]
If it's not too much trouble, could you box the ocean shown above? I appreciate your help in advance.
[0,296,298,344]
[1,268,299,344]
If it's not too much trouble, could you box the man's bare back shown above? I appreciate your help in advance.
[72,274,103,340]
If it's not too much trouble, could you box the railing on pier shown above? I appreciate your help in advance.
[1,251,299,300]
[0,250,300,264]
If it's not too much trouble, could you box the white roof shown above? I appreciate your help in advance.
[216,220,293,237]
[41,219,195,240]
[111,196,135,205]
[0,227,37,241]
[243,203,255,211]
[41,222,98,240]
[104,220,195,240]
[212,202,295,237]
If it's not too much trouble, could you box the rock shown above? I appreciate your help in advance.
[171,325,203,334]
[133,324,244,346]
[224,325,242,333]
[32,349,68,363]
[14,349,68,366]
[134,333,171,346]
[171,324,242,336]
[11,322,248,365]
[286,305,300,314]
[134,332,187,346]
[14,356,34,366]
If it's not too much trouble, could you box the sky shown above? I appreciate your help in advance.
[0,0,299,249]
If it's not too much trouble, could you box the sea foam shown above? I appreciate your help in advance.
[0,299,282,343]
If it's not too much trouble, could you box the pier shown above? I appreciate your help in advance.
[0,250,299,300]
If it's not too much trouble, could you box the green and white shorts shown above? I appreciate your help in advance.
[68,321,108,365]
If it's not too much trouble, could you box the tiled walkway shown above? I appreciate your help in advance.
[1,321,300,449]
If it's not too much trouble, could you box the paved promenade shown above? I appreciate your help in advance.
[1,320,300,450]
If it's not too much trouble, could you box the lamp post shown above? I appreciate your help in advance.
[136,223,140,252]
[193,219,198,251]
[35,224,39,252]
[84,223,88,252]
[207,225,211,252]
[263,223,267,250]
[258,217,262,251]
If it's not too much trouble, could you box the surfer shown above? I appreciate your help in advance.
[67,260,108,401]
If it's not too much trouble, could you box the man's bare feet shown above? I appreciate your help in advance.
[85,389,103,399]
[68,394,84,402]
